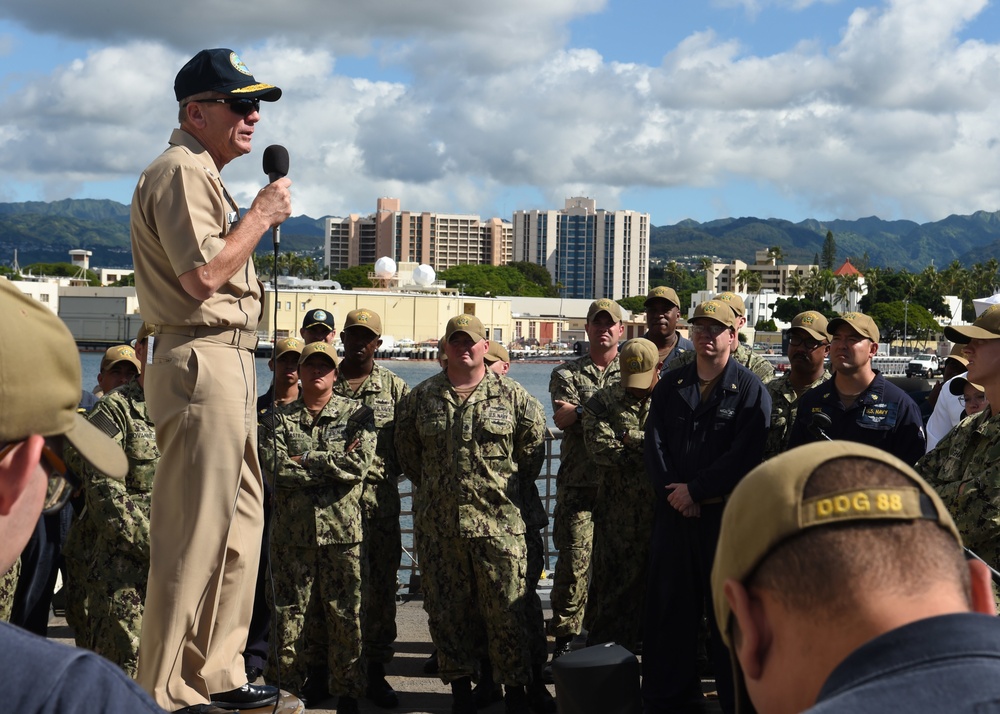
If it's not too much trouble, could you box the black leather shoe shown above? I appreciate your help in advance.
[209,682,279,710]
[173,706,234,714]
[424,649,440,674]
[541,636,573,684]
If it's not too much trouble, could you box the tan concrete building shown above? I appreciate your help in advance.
[261,288,513,344]
[324,197,513,274]
[707,250,815,295]
[512,197,649,301]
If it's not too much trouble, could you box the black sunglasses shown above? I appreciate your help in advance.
[189,97,261,117]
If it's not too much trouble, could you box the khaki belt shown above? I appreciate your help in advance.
[156,325,259,351]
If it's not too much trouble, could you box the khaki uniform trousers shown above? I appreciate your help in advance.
[137,335,264,709]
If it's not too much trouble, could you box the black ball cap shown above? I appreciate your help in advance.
[174,48,282,102]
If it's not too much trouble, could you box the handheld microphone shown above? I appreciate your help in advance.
[262,145,289,248]
[808,411,834,442]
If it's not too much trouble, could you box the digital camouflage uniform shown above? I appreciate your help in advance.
[548,355,620,638]
[332,362,409,666]
[259,395,377,699]
[763,369,832,460]
[0,560,19,622]
[62,505,95,646]
[670,342,775,384]
[66,378,157,678]
[582,383,654,652]
[918,410,1000,568]
[395,371,545,686]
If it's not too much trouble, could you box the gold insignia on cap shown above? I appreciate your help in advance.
[357,312,370,322]
[626,357,643,371]
[718,292,734,300]
[802,315,815,324]
[597,299,613,308]
[843,312,858,320]
[704,303,717,313]
[986,304,1000,316]
[457,316,471,326]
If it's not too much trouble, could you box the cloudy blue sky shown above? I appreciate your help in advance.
[1,0,999,226]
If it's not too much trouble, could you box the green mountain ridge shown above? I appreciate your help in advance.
[2,198,999,273]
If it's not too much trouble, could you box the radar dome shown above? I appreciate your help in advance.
[412,264,436,286]
[374,257,397,279]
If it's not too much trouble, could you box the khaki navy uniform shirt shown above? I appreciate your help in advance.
[130,128,262,329]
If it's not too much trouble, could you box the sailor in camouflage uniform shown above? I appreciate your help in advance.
[582,338,658,653]
[259,341,377,714]
[547,299,624,667]
[763,311,831,460]
[395,314,546,714]
[918,305,1000,570]
[65,334,155,677]
[671,292,775,384]
[332,308,410,709]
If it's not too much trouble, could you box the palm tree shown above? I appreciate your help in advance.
[767,245,784,265]
[699,257,715,290]
[787,272,806,298]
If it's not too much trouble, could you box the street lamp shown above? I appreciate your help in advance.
[903,299,909,356]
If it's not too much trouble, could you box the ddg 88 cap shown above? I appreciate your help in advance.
[0,280,127,479]
[712,441,961,712]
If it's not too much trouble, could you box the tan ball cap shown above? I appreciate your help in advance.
[0,279,127,479]
[715,292,746,318]
[645,286,680,309]
[485,341,510,365]
[587,298,623,323]
[692,300,737,329]
[620,338,659,390]
[344,308,382,337]
[945,303,1000,343]
[445,314,486,343]
[100,344,141,373]
[273,337,304,361]
[298,341,340,368]
[789,311,829,342]
[828,311,879,342]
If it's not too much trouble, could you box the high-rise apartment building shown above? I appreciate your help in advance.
[324,198,513,274]
[512,197,649,300]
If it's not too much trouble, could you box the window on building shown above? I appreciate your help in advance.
[40,294,49,303]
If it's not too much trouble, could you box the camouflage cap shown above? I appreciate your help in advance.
[273,337,304,361]
[484,341,510,365]
[587,298,623,323]
[715,292,746,318]
[945,303,1000,343]
[100,344,141,373]
[620,338,659,390]
[712,441,961,714]
[301,308,335,332]
[343,308,382,337]
[828,311,880,342]
[298,341,339,368]
[445,314,486,343]
[645,286,680,309]
[789,311,829,342]
[0,279,127,479]
[692,300,737,329]
[949,375,985,396]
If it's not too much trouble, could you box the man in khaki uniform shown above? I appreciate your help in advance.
[130,48,291,714]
